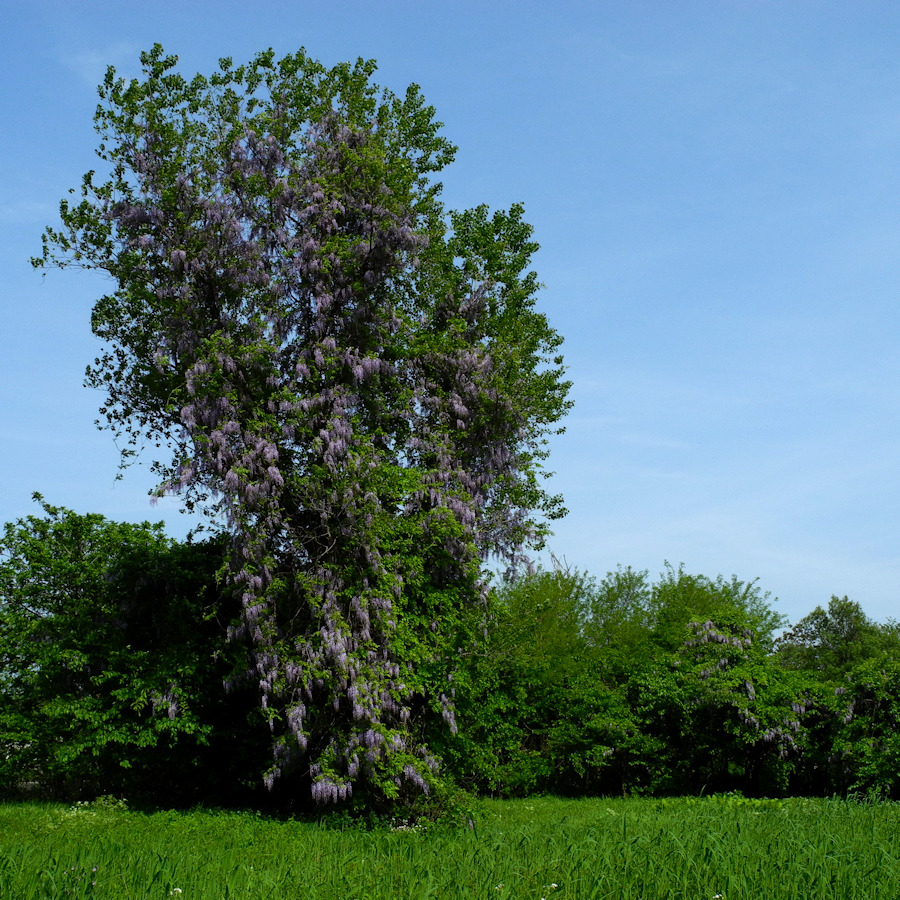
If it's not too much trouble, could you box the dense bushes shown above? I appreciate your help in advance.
[441,565,900,801]
[0,498,268,806]
[2,501,899,808]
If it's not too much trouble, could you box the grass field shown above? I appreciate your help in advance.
[1,794,898,898]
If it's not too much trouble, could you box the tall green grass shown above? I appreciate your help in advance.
[2,795,898,898]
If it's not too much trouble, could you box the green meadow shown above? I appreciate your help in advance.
[2,795,898,899]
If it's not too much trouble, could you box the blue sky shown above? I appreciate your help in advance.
[3,1,900,625]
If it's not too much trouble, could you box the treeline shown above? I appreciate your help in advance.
[2,501,898,809]
[441,565,900,800]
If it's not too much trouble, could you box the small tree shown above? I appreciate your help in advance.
[776,597,900,796]
[34,46,570,807]
[622,566,795,795]
[442,567,599,796]
[775,596,892,680]
[0,498,255,803]
[832,655,900,798]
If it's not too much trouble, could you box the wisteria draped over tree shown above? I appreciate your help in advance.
[35,46,570,806]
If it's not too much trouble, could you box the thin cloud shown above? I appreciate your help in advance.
[61,41,141,87]
[0,200,54,226]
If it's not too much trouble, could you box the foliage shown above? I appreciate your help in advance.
[825,655,900,798]
[3,494,899,803]
[0,497,260,804]
[620,565,797,796]
[774,595,900,680]
[34,45,570,808]
[446,564,814,798]
[439,567,599,795]
[770,595,900,797]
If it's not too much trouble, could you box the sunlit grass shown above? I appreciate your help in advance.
[1,794,898,898]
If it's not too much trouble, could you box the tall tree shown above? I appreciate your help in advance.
[34,46,570,807]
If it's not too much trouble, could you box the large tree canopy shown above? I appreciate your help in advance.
[35,46,570,807]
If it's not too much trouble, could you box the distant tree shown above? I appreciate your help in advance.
[34,46,570,808]
[831,655,900,798]
[607,565,797,795]
[440,567,607,796]
[581,565,652,648]
[0,498,257,803]
[776,596,900,797]
[642,564,787,654]
[447,564,808,798]
[774,596,894,681]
